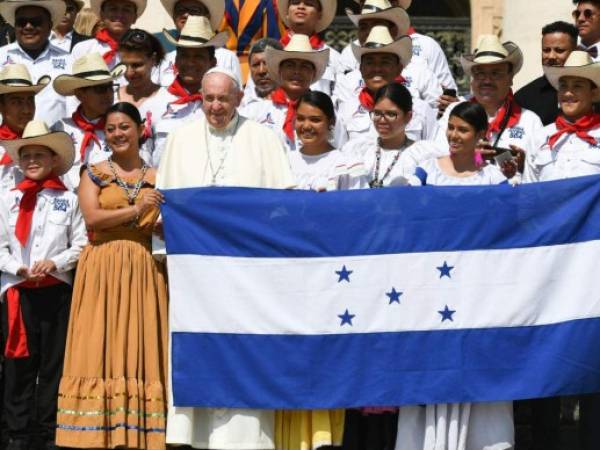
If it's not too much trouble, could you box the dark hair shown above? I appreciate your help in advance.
[297,90,336,125]
[542,21,578,46]
[119,28,165,65]
[249,37,283,62]
[449,101,488,133]
[572,0,600,6]
[106,101,143,125]
[373,82,412,113]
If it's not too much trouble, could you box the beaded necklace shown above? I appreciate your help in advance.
[369,137,413,188]
[107,156,149,205]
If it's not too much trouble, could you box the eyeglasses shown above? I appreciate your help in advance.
[471,70,510,80]
[173,5,208,16]
[572,8,597,20]
[370,110,399,121]
[15,16,44,28]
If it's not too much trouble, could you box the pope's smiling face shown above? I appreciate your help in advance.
[201,73,243,129]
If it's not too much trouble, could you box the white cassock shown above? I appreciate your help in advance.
[157,114,294,449]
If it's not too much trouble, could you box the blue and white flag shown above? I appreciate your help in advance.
[162,175,600,409]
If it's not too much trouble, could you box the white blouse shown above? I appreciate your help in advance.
[409,158,507,186]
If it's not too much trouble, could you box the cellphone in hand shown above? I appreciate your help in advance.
[443,88,457,97]
[494,150,514,166]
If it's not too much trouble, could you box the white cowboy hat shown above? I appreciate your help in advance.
[53,52,124,96]
[353,0,412,9]
[90,0,146,19]
[545,51,600,101]
[3,120,75,176]
[0,64,50,95]
[0,0,66,27]
[278,0,336,34]
[460,34,524,77]
[265,33,330,85]
[346,0,410,35]
[163,15,228,49]
[160,0,224,31]
[352,25,412,68]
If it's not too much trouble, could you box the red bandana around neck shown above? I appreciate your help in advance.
[358,77,408,112]
[548,113,600,149]
[280,30,324,50]
[14,176,67,247]
[271,87,299,142]
[473,90,522,141]
[0,124,21,165]
[168,78,203,105]
[407,27,417,35]
[72,107,106,162]
[95,28,119,64]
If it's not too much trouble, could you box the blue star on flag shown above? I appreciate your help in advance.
[338,309,355,326]
[386,288,402,304]
[437,261,454,279]
[438,305,456,322]
[336,265,353,283]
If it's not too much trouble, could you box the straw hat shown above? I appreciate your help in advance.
[544,51,600,101]
[0,64,50,95]
[163,15,228,49]
[0,0,66,26]
[460,34,523,77]
[353,0,411,8]
[90,0,146,19]
[160,0,224,31]
[352,25,412,68]
[53,53,124,96]
[278,0,336,34]
[265,34,330,85]
[3,121,75,176]
[347,0,410,35]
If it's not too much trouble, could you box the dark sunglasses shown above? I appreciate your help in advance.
[124,29,149,44]
[173,5,208,16]
[15,16,44,28]
[572,9,597,20]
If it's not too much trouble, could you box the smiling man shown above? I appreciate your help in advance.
[573,0,600,60]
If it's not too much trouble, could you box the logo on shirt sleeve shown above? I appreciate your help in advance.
[53,198,69,212]
[412,45,422,56]
[52,58,66,70]
[261,113,275,125]
[509,126,525,139]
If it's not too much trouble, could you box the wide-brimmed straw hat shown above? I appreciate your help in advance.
[163,15,228,49]
[265,34,330,85]
[545,51,600,101]
[352,25,412,68]
[0,0,66,26]
[278,0,336,34]
[347,0,410,35]
[160,0,224,30]
[53,53,124,96]
[90,0,146,18]
[460,34,523,77]
[3,121,75,176]
[0,64,50,95]
[353,0,411,8]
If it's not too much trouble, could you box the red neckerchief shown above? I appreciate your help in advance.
[548,113,600,149]
[280,30,324,50]
[4,276,62,359]
[168,78,203,105]
[472,90,522,141]
[271,87,299,142]
[0,124,20,165]
[14,176,67,247]
[358,77,407,111]
[95,28,119,64]
[72,106,105,162]
[407,27,416,35]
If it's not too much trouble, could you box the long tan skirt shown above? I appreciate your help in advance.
[56,235,168,449]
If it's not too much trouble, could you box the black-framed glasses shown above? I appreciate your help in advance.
[173,5,208,16]
[370,110,399,121]
[573,9,597,20]
[15,16,44,28]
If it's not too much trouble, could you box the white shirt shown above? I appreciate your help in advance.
[71,38,118,70]
[240,82,265,108]
[154,47,242,87]
[338,94,440,144]
[50,30,73,53]
[524,122,600,182]
[0,42,73,126]
[0,188,88,295]
[408,157,507,186]
[0,143,23,194]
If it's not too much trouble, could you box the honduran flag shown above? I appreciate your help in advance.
[161,175,600,409]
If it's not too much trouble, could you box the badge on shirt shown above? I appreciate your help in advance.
[412,45,422,56]
[162,103,177,119]
[509,127,525,139]
[403,76,412,87]
[261,113,275,126]
[53,198,69,212]
[52,58,66,70]
[3,55,14,66]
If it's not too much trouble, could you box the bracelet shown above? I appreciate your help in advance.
[130,205,140,229]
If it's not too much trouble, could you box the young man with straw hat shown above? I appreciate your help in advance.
[0,0,73,127]
[156,0,241,87]
[437,35,543,168]
[337,26,439,144]
[0,64,50,193]
[52,52,124,189]
[334,0,442,109]
[70,0,146,70]
[240,33,347,151]
[0,120,86,450]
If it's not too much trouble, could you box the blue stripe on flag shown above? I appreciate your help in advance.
[161,174,600,257]
[171,318,600,408]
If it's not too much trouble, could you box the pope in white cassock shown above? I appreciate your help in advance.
[157,67,295,449]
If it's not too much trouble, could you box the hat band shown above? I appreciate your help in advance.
[364,42,390,49]
[473,50,507,60]
[0,78,33,86]
[361,5,384,13]
[179,34,209,44]
[74,69,112,79]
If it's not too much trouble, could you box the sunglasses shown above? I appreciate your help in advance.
[572,9,597,20]
[173,5,208,16]
[123,29,149,44]
[15,16,45,28]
